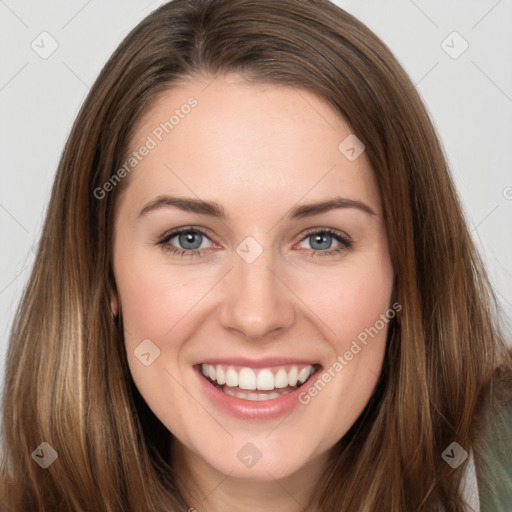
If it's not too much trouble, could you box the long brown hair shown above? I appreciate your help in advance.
[1,0,511,510]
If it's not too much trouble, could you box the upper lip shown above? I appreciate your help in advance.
[195,357,321,369]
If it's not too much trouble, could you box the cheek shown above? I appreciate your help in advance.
[303,254,394,350]
[114,248,202,340]
[338,273,392,345]
[292,257,393,445]
[113,250,199,426]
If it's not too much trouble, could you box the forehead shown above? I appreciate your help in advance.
[119,74,381,216]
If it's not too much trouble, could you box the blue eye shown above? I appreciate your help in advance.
[158,228,212,257]
[299,228,353,256]
[157,227,352,258]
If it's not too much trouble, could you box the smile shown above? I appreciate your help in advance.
[199,362,319,402]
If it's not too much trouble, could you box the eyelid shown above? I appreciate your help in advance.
[295,226,352,245]
[157,225,353,256]
[157,226,217,249]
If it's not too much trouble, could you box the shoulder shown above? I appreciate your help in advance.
[471,360,512,512]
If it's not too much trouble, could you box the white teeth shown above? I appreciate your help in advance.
[223,388,292,401]
[298,366,312,384]
[215,365,226,385]
[225,368,239,387]
[200,363,316,391]
[238,368,257,390]
[256,369,275,390]
[274,368,288,388]
[288,366,298,386]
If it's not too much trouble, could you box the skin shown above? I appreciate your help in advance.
[110,73,394,512]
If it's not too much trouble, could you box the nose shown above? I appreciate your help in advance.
[218,249,296,341]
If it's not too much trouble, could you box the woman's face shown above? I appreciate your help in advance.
[111,73,394,483]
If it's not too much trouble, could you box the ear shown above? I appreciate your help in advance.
[108,268,120,317]
[110,293,119,317]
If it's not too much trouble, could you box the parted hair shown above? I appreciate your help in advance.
[1,0,511,510]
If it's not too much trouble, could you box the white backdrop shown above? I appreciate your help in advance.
[1,0,511,393]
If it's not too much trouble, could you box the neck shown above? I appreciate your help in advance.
[171,438,329,512]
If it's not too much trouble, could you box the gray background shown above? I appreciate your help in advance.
[1,0,512,393]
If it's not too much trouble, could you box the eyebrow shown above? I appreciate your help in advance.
[137,194,377,220]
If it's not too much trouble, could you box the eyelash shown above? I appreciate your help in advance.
[156,227,353,258]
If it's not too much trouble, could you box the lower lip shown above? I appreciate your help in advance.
[195,365,322,420]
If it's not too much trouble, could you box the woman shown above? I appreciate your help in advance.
[1,0,511,510]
